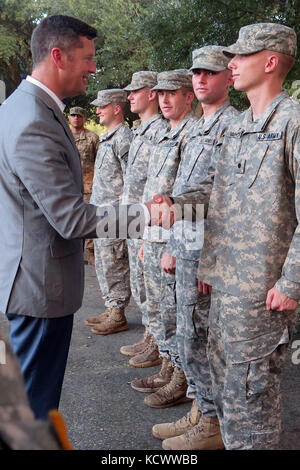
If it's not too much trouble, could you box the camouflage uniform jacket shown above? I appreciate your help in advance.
[90,123,132,206]
[168,101,239,260]
[122,114,167,204]
[174,91,300,300]
[72,128,99,195]
[143,112,197,242]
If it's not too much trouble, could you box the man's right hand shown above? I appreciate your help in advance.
[144,194,176,229]
[198,281,212,295]
[161,251,176,274]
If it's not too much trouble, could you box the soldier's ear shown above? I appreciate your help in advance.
[186,91,195,105]
[149,90,158,102]
[265,53,279,74]
[114,104,121,116]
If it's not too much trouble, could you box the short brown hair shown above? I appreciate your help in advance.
[31,15,97,67]
[276,52,295,80]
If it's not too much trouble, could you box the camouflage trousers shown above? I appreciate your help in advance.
[176,257,215,416]
[94,239,131,309]
[0,330,62,449]
[127,239,148,327]
[143,241,178,363]
[208,290,297,450]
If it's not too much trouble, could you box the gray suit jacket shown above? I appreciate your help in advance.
[0,80,145,318]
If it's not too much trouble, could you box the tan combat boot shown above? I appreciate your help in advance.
[84,307,112,326]
[91,307,129,335]
[131,358,174,392]
[162,415,224,450]
[129,336,162,368]
[120,327,151,357]
[152,399,201,439]
[144,367,191,408]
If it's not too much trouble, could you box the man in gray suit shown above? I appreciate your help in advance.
[0,15,147,421]
[0,15,99,420]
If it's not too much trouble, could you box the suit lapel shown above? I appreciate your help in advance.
[18,80,79,155]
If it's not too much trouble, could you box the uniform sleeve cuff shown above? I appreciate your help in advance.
[274,276,300,301]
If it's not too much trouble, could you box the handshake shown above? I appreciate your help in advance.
[144,194,178,229]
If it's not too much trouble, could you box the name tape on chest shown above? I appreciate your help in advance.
[227,131,244,138]
[197,137,215,145]
[257,132,282,141]
[228,131,282,141]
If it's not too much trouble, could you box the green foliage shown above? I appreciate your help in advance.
[0,0,299,114]
[0,0,44,94]
[0,25,18,60]
[91,0,152,90]
[141,0,299,82]
[85,120,107,136]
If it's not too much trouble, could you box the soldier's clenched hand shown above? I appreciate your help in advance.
[266,287,298,311]
[198,281,212,295]
[161,251,176,274]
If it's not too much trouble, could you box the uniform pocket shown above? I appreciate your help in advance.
[155,142,179,177]
[223,330,290,436]
[99,239,128,260]
[129,141,143,166]
[225,327,288,365]
[247,143,269,188]
[161,276,177,340]
[112,239,128,260]
[96,143,113,169]
[186,146,204,181]
[95,149,108,170]
[161,276,176,307]
[224,143,269,188]
[120,143,130,165]
[183,303,209,340]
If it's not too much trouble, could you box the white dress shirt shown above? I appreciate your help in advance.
[26,75,66,113]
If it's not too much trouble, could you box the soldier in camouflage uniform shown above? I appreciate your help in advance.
[69,107,99,265]
[85,89,133,335]
[120,71,168,366]
[152,46,239,450]
[69,106,99,199]
[0,329,72,449]
[165,23,299,450]
[133,70,197,407]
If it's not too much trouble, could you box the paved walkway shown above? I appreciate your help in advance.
[1,264,300,450]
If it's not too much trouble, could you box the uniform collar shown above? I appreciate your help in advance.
[135,113,162,136]
[159,111,195,142]
[73,129,88,141]
[197,100,231,135]
[100,122,124,142]
[242,90,288,134]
